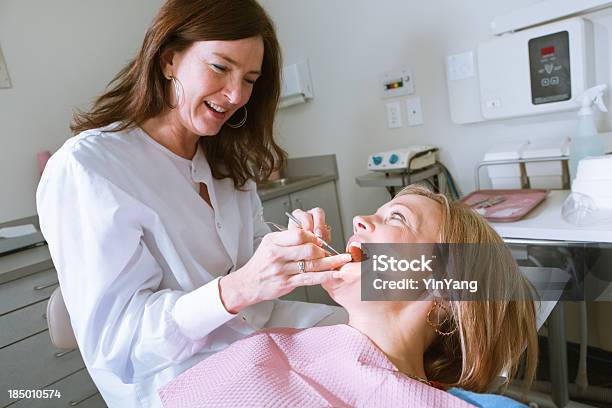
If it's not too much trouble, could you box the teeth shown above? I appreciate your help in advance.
[347,241,361,252]
[206,101,226,113]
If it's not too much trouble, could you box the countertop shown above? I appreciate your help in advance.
[256,174,336,202]
[490,190,612,243]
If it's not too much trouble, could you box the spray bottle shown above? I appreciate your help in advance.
[569,84,607,181]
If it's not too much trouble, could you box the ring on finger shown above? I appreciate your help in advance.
[297,260,306,273]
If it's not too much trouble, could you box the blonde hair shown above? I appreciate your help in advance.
[395,185,538,393]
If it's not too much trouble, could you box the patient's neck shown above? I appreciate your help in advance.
[348,301,436,380]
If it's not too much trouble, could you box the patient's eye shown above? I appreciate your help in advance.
[387,211,407,223]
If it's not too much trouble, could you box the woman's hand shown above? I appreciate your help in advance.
[288,207,331,244]
[219,228,352,314]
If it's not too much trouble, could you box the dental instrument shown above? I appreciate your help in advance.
[282,212,341,256]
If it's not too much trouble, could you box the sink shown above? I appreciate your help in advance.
[257,176,317,190]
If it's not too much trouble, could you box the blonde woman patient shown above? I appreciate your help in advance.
[158,185,539,408]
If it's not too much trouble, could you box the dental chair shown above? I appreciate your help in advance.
[47,287,78,350]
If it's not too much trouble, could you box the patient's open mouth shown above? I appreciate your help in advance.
[347,241,368,262]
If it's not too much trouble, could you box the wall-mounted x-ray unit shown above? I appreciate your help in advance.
[446,17,595,124]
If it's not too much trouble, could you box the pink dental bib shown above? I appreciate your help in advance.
[158,324,473,407]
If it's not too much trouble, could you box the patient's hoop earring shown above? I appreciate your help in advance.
[226,106,247,128]
[427,299,457,336]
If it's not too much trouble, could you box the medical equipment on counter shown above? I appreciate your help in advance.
[367,145,437,172]
[447,17,594,123]
[569,84,608,180]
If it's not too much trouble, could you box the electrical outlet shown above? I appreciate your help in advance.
[406,96,423,126]
[386,101,402,128]
[0,46,12,89]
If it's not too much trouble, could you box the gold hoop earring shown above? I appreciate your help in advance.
[426,299,457,336]
[226,106,247,128]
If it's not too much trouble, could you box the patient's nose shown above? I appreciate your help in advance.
[353,215,374,233]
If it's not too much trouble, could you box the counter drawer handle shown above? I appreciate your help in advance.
[33,281,59,290]
[42,313,47,320]
[69,391,99,406]
[54,349,76,358]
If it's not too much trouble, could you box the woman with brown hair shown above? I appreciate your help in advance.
[158,185,539,407]
[36,1,350,407]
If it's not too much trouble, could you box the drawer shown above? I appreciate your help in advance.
[8,368,106,408]
[0,300,47,348]
[0,331,85,406]
[0,269,58,315]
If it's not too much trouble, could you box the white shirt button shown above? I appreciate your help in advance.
[216,222,222,229]
[241,316,247,321]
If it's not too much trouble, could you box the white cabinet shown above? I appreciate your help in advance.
[0,247,105,408]
[261,181,345,306]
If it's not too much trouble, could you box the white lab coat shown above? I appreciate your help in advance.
[36,124,337,407]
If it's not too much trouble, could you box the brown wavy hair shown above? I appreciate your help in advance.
[396,185,538,393]
[71,0,286,189]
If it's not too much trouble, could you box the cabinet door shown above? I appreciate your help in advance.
[290,182,344,306]
[261,194,292,228]
[289,182,345,251]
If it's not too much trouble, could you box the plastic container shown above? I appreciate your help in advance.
[484,141,529,189]
[571,155,612,209]
[523,137,569,189]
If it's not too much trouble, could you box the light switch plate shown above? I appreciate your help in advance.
[406,96,423,126]
[386,101,402,128]
[0,46,12,89]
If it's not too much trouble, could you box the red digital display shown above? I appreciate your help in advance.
[541,46,555,56]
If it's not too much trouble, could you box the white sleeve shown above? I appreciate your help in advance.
[251,184,270,252]
[36,149,235,383]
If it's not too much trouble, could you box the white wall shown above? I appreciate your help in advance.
[0,0,162,223]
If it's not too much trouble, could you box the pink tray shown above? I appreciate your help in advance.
[461,189,548,222]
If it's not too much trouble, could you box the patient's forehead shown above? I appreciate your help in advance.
[382,193,441,217]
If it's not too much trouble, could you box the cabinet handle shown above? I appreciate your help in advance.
[283,201,291,212]
[294,198,304,210]
[69,391,100,406]
[33,281,59,290]
[42,313,47,320]
[54,349,76,358]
